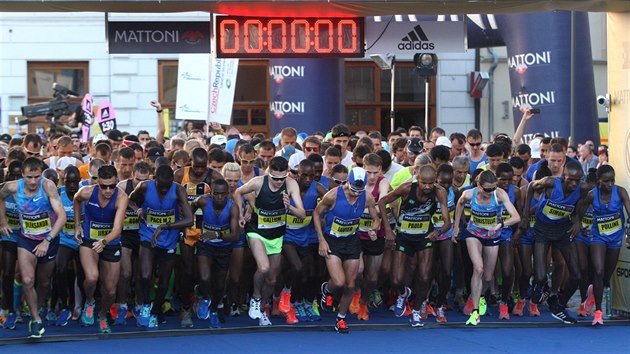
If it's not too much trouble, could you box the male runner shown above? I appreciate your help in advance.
[73,165,128,333]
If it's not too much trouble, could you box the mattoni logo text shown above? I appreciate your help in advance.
[270,101,305,119]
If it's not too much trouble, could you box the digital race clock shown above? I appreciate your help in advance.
[216,16,364,58]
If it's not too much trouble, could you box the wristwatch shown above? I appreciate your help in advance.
[498,221,505,229]
[101,239,108,247]
[45,235,53,243]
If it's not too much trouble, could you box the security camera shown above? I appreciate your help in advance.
[597,94,611,113]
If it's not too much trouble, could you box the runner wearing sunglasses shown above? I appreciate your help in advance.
[234,156,305,326]
[72,165,128,333]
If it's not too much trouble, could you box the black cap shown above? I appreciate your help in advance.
[107,129,123,142]
[147,147,164,161]
[407,137,424,153]
[0,134,12,144]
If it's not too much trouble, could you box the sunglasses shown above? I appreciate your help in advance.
[468,142,482,147]
[482,186,496,193]
[349,185,365,194]
[332,177,347,185]
[99,183,117,190]
[270,174,288,181]
[25,149,40,156]
[241,158,256,165]
[304,146,320,153]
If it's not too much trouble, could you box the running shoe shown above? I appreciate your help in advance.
[463,295,473,316]
[420,300,434,320]
[294,302,309,322]
[248,297,262,320]
[466,311,480,326]
[528,302,540,317]
[279,289,292,313]
[499,303,510,320]
[197,299,211,320]
[358,302,369,321]
[4,312,17,329]
[410,310,424,327]
[320,282,334,312]
[454,294,466,308]
[311,300,321,317]
[404,303,413,316]
[81,302,95,326]
[230,302,241,317]
[283,305,299,324]
[217,302,226,323]
[28,320,45,338]
[584,284,595,316]
[592,310,604,326]
[72,307,81,321]
[0,310,6,327]
[577,302,588,317]
[46,309,57,324]
[57,309,72,327]
[371,290,383,308]
[335,317,349,333]
[98,317,111,334]
[137,304,151,327]
[259,312,272,326]
[394,287,412,317]
[479,297,487,316]
[15,313,23,324]
[531,283,549,305]
[157,311,166,324]
[304,302,321,321]
[148,314,159,328]
[240,303,249,313]
[209,312,221,328]
[436,306,447,323]
[272,297,281,316]
[349,291,361,315]
[113,305,127,326]
[181,309,193,328]
[550,302,577,324]
[512,299,525,317]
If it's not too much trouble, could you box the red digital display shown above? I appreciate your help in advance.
[216,16,364,58]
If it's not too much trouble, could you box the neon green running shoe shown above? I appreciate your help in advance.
[466,311,480,326]
[479,297,487,316]
[311,300,321,317]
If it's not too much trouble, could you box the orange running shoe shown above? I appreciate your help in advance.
[264,303,271,317]
[403,303,413,316]
[584,285,595,316]
[463,295,473,316]
[512,299,525,317]
[109,304,118,320]
[279,289,291,313]
[528,301,540,317]
[499,303,510,320]
[592,309,603,326]
[420,300,433,320]
[577,302,588,317]
[349,291,361,315]
[283,305,298,324]
[358,302,369,321]
[436,306,447,323]
[271,297,281,316]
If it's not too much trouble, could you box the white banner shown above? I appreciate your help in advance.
[366,20,467,59]
[176,54,210,121]
[209,58,239,125]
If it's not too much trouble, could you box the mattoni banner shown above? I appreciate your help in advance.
[107,21,211,54]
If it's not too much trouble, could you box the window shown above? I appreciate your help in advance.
[232,61,269,135]
[158,60,182,134]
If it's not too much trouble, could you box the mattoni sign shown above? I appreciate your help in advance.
[107,21,211,54]
[366,20,466,59]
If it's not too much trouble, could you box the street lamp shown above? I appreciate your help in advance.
[370,53,396,133]
[414,53,438,139]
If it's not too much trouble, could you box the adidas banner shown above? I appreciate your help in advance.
[269,58,344,135]
[366,20,466,59]
[496,12,599,144]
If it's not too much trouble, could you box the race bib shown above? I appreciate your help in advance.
[89,221,113,240]
[358,211,373,232]
[386,206,396,225]
[330,217,359,237]
[256,208,286,229]
[464,201,472,217]
[7,211,20,230]
[22,212,52,236]
[581,212,593,229]
[286,211,312,230]
[64,214,76,233]
[123,209,139,231]
[529,215,536,228]
[202,223,230,243]
[399,214,430,235]
[147,208,176,228]
[596,214,622,236]
[470,210,497,230]
[542,201,574,221]
[432,209,455,228]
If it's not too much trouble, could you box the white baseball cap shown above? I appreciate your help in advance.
[436,136,452,148]
[210,135,227,147]
[529,138,542,159]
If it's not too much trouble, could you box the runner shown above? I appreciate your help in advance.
[127,165,194,327]
[378,165,450,327]
[574,165,630,325]
[452,170,520,326]
[0,157,67,338]
[234,156,305,326]
[73,165,128,333]
[190,179,240,328]
[314,167,380,333]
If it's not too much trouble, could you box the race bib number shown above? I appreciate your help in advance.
[89,221,113,240]
[330,217,359,237]
[7,211,20,230]
[596,214,622,236]
[63,215,76,233]
[529,215,536,228]
[542,201,573,221]
[286,211,312,230]
[22,212,52,236]
[202,223,230,243]
[464,201,472,217]
[96,101,117,134]
[256,208,286,229]
[386,206,396,225]
[470,210,497,230]
[399,214,430,235]
[358,211,373,232]
[432,209,454,228]
[147,209,176,228]
[581,212,593,229]
[123,209,139,231]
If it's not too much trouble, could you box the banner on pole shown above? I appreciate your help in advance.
[208,58,239,125]
[176,54,211,121]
